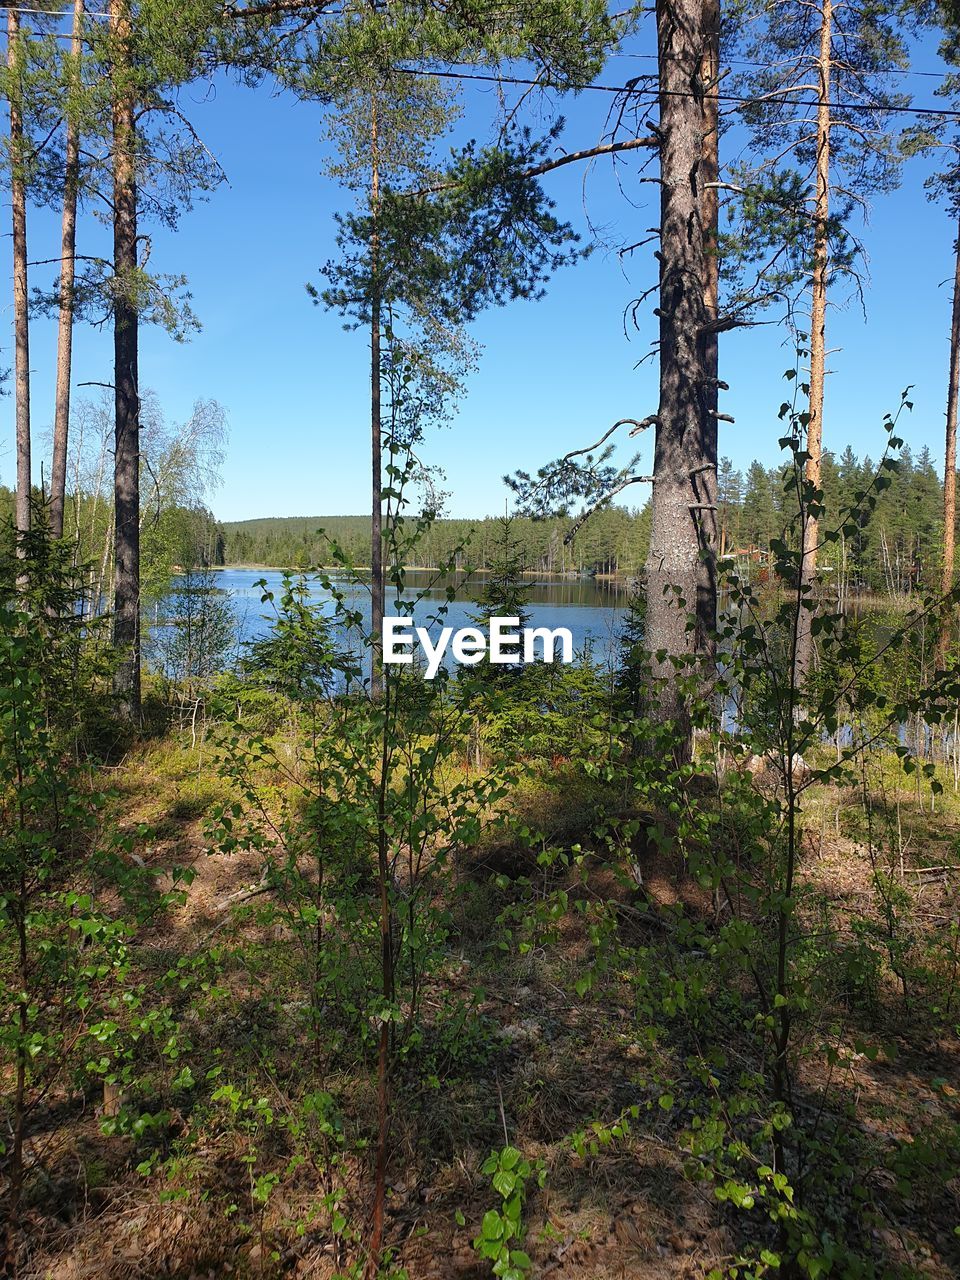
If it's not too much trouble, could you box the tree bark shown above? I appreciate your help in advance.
[111,0,141,720]
[796,0,832,686]
[644,0,718,756]
[8,7,31,563]
[701,0,720,623]
[700,0,720,430]
[49,0,85,541]
[937,214,960,669]
[369,92,384,697]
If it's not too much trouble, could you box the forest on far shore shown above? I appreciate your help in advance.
[220,444,946,591]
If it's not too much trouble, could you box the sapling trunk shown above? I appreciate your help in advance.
[3,687,30,1279]
[369,93,384,698]
[366,676,395,1277]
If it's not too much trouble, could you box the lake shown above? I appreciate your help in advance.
[210,567,632,669]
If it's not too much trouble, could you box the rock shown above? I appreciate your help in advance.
[742,750,812,786]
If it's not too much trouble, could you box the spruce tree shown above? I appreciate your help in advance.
[742,460,777,552]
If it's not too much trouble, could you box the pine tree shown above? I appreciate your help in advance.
[726,0,910,675]
[109,0,140,717]
[903,17,960,657]
[313,76,468,696]
[5,5,33,567]
[77,0,225,718]
[49,0,85,542]
[316,77,584,697]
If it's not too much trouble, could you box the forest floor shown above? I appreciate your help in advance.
[13,728,960,1280]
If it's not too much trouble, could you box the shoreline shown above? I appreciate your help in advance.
[212,564,607,582]
[207,567,927,608]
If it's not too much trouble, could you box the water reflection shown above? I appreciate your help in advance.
[209,567,631,667]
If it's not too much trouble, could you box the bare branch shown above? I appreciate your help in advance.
[411,133,660,199]
[555,417,655,466]
[628,414,658,436]
[519,132,660,180]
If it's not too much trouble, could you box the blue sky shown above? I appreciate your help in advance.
[5,35,959,521]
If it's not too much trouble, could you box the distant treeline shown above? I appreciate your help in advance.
[219,443,950,592]
[220,506,650,576]
[7,440,938,591]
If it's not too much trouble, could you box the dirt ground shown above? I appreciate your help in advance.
[9,743,960,1279]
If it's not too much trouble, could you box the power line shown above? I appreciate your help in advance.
[4,8,959,114]
[618,49,955,80]
[404,65,960,124]
[2,5,109,15]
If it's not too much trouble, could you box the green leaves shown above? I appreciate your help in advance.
[481,1208,505,1241]
[473,1146,543,1276]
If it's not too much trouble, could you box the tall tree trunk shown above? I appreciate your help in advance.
[8,7,31,564]
[796,0,832,685]
[111,0,141,720]
[644,0,718,756]
[369,93,384,697]
[49,0,84,541]
[937,215,960,669]
[700,0,720,636]
[700,0,720,441]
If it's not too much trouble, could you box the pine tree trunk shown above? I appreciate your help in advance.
[644,0,718,757]
[369,94,384,697]
[8,8,31,563]
[701,0,720,630]
[937,214,960,669]
[49,0,84,542]
[796,0,832,685]
[700,0,720,443]
[111,0,141,720]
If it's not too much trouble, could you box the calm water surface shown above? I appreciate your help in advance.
[213,567,632,667]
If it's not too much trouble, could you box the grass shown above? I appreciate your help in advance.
[5,717,960,1279]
